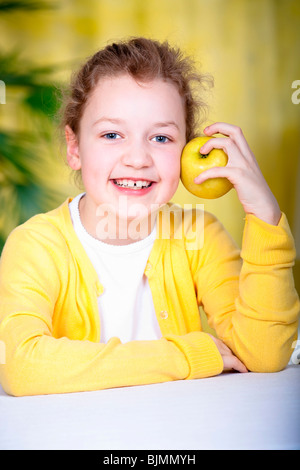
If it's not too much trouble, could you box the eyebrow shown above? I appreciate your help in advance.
[93,117,180,131]
[92,117,124,127]
[152,121,180,131]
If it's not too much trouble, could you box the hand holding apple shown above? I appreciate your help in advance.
[180,136,233,199]
[182,122,282,226]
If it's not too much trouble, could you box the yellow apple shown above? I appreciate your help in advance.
[180,136,233,199]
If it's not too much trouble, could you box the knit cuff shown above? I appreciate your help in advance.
[241,212,296,266]
[165,332,223,380]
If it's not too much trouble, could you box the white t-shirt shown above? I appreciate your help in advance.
[68,194,161,343]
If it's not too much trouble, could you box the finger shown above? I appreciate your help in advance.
[223,355,248,373]
[204,122,240,137]
[204,122,253,161]
[193,166,234,185]
[199,137,240,166]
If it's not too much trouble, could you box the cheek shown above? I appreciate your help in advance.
[159,154,181,194]
[80,159,99,187]
[159,147,180,171]
[79,145,111,182]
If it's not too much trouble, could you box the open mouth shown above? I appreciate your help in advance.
[112,179,153,190]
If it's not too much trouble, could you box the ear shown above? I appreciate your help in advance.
[65,125,81,171]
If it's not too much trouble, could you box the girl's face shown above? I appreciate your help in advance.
[66,74,186,236]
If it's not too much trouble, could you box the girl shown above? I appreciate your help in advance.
[0,37,299,396]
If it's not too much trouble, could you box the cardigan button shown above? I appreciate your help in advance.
[145,262,152,273]
[96,282,104,296]
[160,310,168,319]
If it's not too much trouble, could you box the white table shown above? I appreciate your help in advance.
[0,366,299,450]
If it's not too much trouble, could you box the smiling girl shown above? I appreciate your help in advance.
[0,38,299,396]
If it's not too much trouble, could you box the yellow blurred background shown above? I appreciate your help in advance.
[0,0,300,295]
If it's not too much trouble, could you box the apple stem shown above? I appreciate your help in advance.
[200,154,209,158]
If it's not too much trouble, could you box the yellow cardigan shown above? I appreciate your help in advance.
[0,199,299,396]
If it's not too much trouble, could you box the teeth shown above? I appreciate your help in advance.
[114,179,152,189]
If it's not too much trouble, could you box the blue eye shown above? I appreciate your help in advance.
[153,135,169,143]
[103,133,120,140]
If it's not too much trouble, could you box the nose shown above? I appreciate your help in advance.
[121,139,152,169]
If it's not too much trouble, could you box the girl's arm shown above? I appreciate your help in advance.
[194,210,299,372]
[0,227,223,396]
[193,123,299,371]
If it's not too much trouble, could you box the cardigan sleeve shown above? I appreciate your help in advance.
[194,212,300,372]
[0,224,222,397]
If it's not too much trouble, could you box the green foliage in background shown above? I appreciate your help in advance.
[0,0,65,253]
[0,0,58,12]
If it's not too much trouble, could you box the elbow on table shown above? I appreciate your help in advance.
[232,328,298,373]
[0,369,23,397]
[0,357,36,397]
[242,349,292,374]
